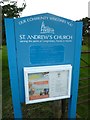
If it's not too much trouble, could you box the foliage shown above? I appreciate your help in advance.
[81,17,90,36]
[2,1,26,18]
[1,0,26,45]
[78,17,90,45]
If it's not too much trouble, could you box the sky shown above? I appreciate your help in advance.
[88,1,90,18]
[19,0,90,20]
[7,0,90,20]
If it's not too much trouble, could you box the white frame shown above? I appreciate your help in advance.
[24,64,72,104]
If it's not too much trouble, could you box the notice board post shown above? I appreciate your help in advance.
[5,13,83,119]
[5,19,22,118]
[68,22,82,118]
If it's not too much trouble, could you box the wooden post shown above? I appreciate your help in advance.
[5,18,22,118]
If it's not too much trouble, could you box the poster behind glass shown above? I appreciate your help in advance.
[24,65,72,104]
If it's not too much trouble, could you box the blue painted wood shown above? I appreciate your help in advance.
[68,22,83,118]
[14,13,76,102]
[5,19,22,118]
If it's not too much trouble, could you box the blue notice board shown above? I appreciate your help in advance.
[5,13,83,118]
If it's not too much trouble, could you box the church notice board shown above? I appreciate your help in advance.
[5,13,82,118]
[24,65,72,104]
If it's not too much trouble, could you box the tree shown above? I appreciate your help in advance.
[77,17,90,45]
[81,17,89,36]
[1,0,26,45]
[81,17,90,45]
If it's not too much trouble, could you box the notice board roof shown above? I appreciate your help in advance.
[15,13,75,21]
[13,13,75,26]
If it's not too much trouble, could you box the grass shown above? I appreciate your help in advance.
[2,45,89,119]
[0,49,2,95]
[2,46,11,102]
[2,46,13,118]
[0,48,2,119]
[76,45,89,118]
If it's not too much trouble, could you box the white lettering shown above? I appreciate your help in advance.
[19,34,72,41]
[19,35,26,40]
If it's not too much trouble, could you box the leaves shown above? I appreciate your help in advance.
[1,1,26,44]
[79,17,90,36]
[2,2,26,18]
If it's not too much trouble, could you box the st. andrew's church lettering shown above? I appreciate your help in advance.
[19,34,73,40]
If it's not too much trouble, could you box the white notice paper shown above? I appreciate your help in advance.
[49,70,69,97]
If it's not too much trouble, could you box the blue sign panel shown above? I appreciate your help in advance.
[14,13,76,103]
[30,45,64,64]
[5,13,83,118]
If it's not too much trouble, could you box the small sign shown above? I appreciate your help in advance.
[24,64,72,104]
